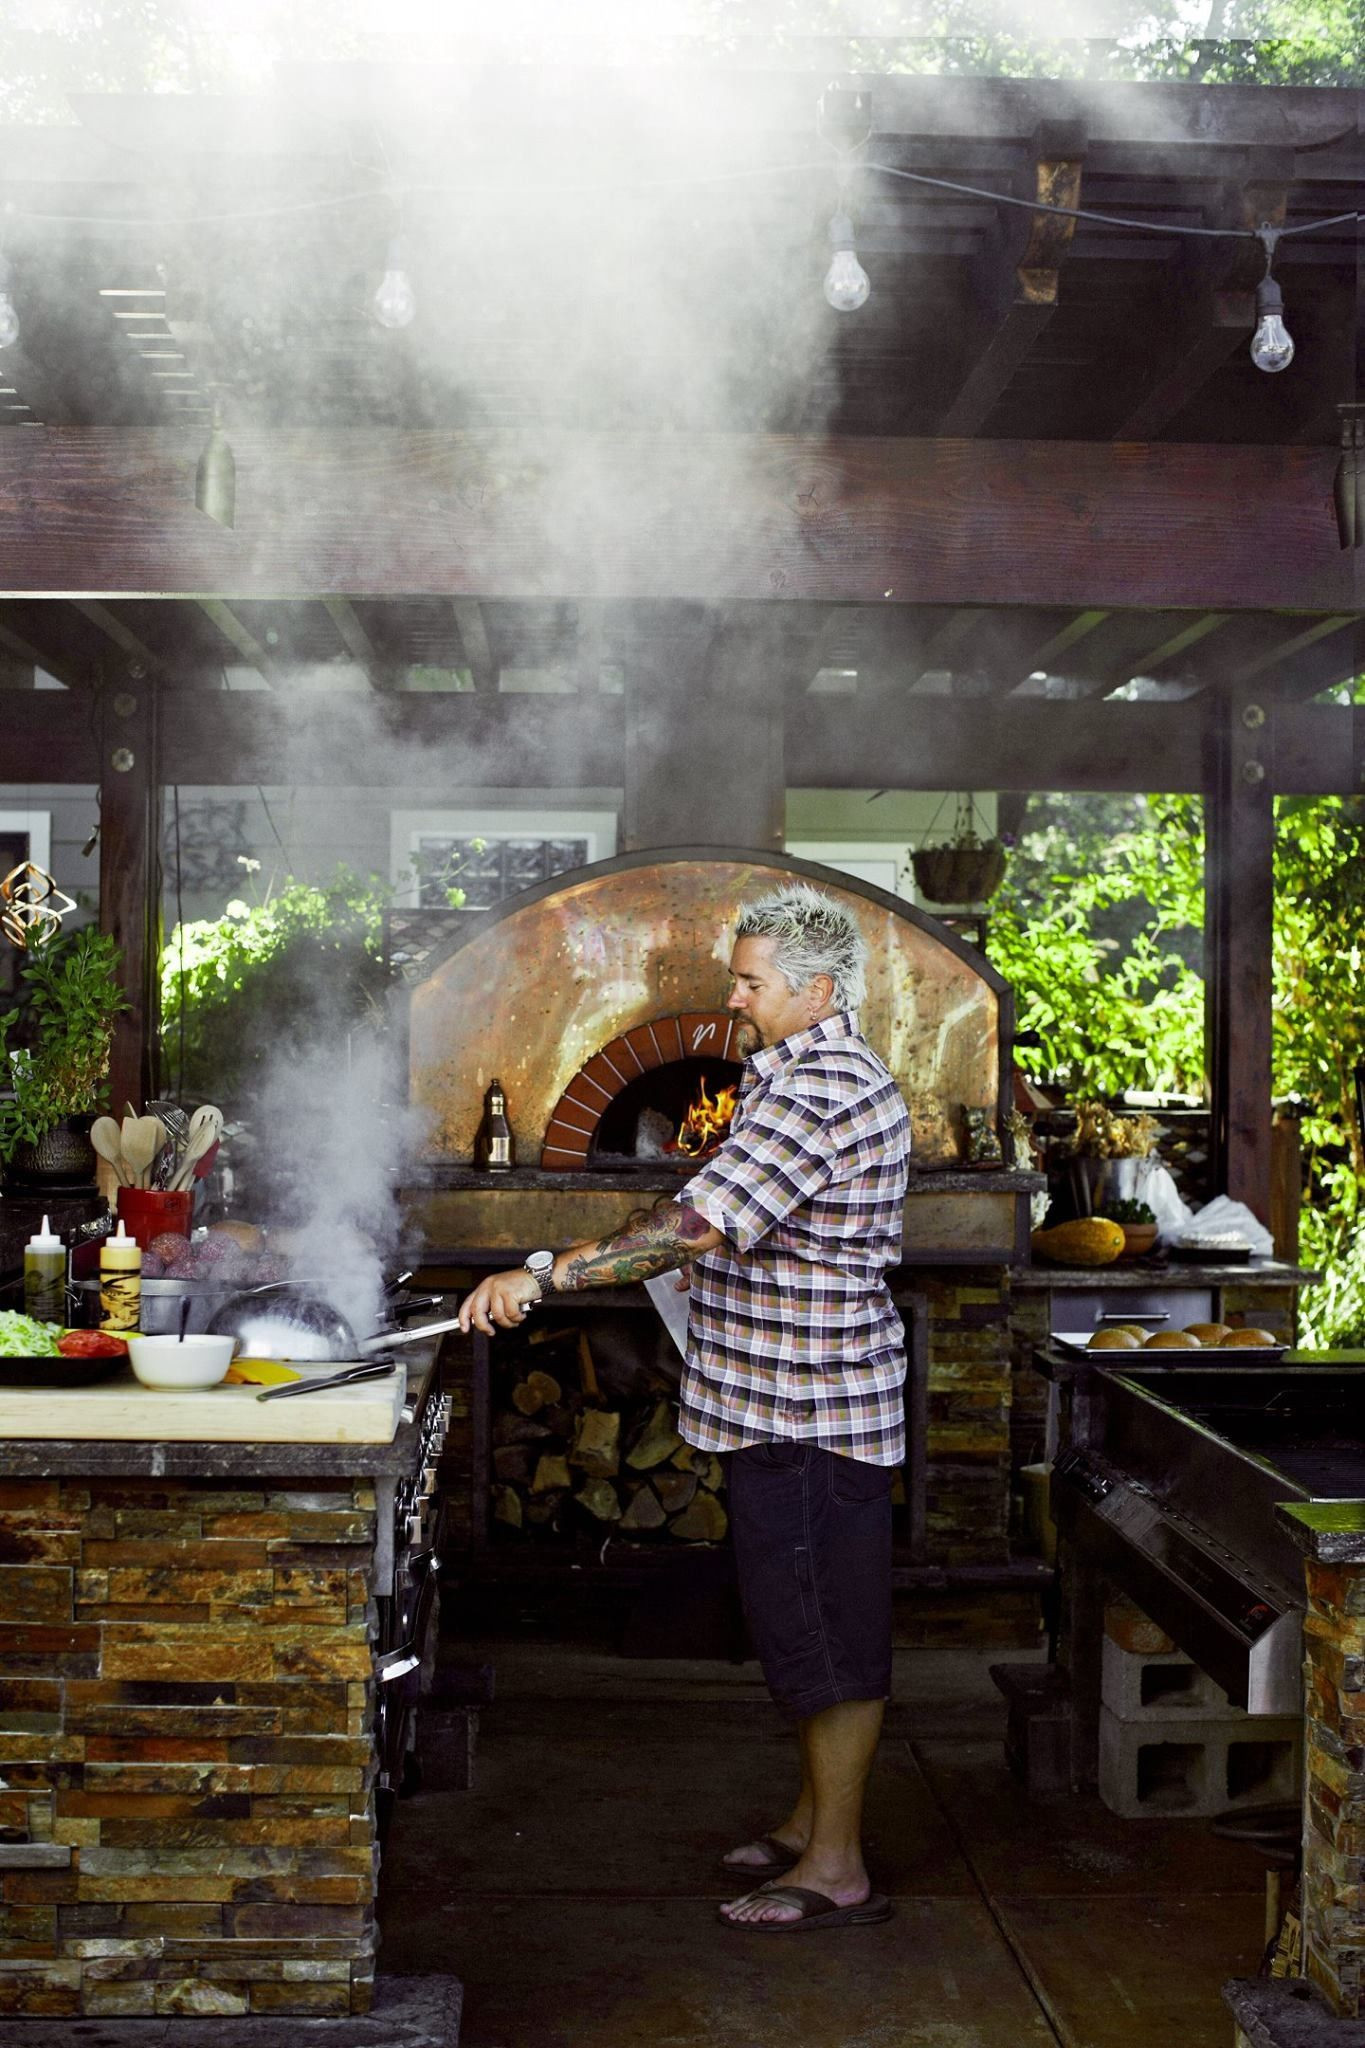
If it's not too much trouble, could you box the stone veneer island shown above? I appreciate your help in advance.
[0,1355,440,2021]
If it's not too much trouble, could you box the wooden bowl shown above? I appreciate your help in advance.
[1118,1223,1159,1259]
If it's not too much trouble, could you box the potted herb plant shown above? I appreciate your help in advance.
[0,926,128,1183]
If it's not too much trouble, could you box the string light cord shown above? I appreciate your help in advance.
[0,165,1356,244]
[862,160,1357,241]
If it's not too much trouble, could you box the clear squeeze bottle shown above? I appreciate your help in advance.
[99,1220,142,1334]
[23,1215,65,1325]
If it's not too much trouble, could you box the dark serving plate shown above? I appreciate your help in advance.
[0,1354,128,1388]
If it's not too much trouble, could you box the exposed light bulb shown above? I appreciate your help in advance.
[1250,265,1293,375]
[823,213,870,313]
[373,241,417,330]
[0,293,19,351]
[194,409,235,529]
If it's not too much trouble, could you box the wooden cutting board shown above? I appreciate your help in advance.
[0,1363,406,1442]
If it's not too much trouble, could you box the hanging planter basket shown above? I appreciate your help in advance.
[910,796,1009,905]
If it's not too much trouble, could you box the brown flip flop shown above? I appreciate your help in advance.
[718,1882,894,1931]
[716,1834,801,1880]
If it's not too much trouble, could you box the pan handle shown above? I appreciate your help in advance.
[357,1316,465,1356]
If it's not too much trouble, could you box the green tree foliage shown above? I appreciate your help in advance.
[993,791,1365,1346]
[989,793,1205,1098]
[159,868,391,1111]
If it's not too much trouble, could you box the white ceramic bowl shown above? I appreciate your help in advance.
[127,1333,235,1390]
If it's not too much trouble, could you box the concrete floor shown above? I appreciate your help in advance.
[378,1642,1270,2048]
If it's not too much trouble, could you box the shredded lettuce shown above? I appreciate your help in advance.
[0,1311,63,1356]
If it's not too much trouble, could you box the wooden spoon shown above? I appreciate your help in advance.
[91,1115,130,1187]
[122,1115,165,1191]
[168,1106,224,1191]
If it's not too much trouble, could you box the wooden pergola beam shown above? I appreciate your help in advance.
[0,430,1353,612]
[7,684,1360,796]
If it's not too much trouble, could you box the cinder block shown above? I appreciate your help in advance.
[1101,1633,1232,1720]
[1099,1704,1301,1820]
[1105,1596,1176,1657]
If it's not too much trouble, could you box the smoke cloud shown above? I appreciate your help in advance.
[252,1029,427,1341]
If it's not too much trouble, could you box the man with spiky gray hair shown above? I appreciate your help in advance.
[458,880,911,1934]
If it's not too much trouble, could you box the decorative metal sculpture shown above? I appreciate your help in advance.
[0,862,75,947]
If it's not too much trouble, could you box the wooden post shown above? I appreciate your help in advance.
[98,676,159,1119]
[1204,683,1275,1225]
[622,607,785,853]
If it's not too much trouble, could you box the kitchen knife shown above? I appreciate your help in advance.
[255,1359,398,1402]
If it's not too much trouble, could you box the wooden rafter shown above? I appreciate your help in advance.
[196,599,284,688]
[321,596,396,690]
[938,136,1085,437]
[451,599,496,689]
[70,600,168,677]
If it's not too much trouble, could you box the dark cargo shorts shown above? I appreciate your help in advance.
[727,1440,894,1718]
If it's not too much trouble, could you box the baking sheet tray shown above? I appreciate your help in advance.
[1053,1330,1286,1362]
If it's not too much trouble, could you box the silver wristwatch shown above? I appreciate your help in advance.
[523,1249,555,1300]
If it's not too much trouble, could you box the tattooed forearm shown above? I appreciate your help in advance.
[557,1203,719,1293]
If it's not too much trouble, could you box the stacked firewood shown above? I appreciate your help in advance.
[489,1326,727,1544]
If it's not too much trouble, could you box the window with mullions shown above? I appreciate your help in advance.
[413,835,591,910]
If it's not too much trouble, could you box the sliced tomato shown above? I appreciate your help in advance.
[57,1329,129,1359]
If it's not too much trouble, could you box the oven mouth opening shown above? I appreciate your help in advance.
[588,1057,743,1171]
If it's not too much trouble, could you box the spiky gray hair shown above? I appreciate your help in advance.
[734,884,867,1011]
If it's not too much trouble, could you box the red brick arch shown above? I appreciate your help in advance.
[541,1011,742,1168]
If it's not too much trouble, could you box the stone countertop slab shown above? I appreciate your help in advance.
[407,1164,1045,1193]
[1278,1498,1365,1564]
[0,1347,441,1479]
[1224,1977,1365,2045]
[1015,1258,1319,1289]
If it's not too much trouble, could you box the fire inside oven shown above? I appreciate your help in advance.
[590,1058,742,1168]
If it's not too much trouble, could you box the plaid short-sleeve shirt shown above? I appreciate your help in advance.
[679,1010,911,1467]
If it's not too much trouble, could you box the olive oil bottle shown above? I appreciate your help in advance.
[474,1079,515,1172]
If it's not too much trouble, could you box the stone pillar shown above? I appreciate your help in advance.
[1301,1558,1365,2014]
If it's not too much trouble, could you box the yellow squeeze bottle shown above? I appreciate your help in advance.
[99,1221,141,1334]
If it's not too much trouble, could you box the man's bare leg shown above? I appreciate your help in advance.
[721,1698,884,1922]
[722,1721,815,1870]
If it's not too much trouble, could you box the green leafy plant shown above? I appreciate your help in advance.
[1100,1200,1157,1226]
[0,926,128,1161]
[159,867,392,1109]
